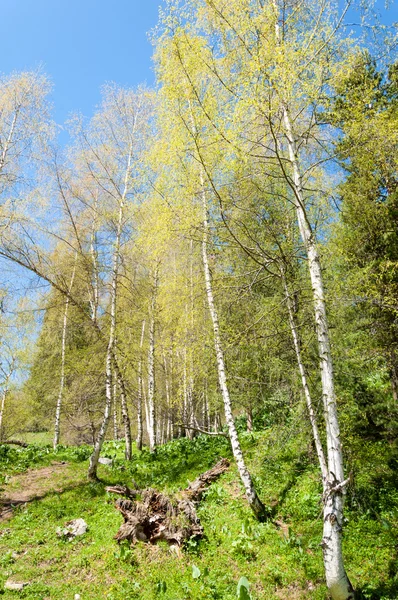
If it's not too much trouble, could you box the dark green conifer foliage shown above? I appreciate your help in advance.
[330,54,398,432]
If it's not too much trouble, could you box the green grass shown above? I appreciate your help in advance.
[18,432,54,446]
[0,431,397,599]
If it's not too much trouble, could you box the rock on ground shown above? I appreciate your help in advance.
[98,457,113,466]
[56,518,87,539]
[4,580,29,591]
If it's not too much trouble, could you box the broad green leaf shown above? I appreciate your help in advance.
[237,576,251,600]
[192,564,201,579]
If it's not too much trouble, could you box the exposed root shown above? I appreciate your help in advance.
[106,458,230,546]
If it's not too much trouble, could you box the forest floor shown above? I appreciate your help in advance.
[0,462,81,521]
[0,430,397,599]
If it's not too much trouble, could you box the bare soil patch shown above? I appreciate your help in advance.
[0,462,75,521]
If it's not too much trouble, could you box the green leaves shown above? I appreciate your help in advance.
[155,580,167,594]
[192,564,201,579]
[237,576,251,600]
[114,540,133,564]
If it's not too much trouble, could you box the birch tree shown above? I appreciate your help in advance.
[75,86,152,477]
[155,0,358,595]
[146,267,158,453]
[0,71,51,195]
[199,175,267,519]
[0,296,34,443]
[136,319,146,450]
[153,32,267,520]
[53,251,78,449]
[0,358,16,443]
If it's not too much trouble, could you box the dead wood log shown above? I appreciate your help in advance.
[1,440,28,447]
[106,458,230,547]
[184,457,230,500]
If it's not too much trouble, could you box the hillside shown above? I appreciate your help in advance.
[1,429,397,600]
[0,2,397,599]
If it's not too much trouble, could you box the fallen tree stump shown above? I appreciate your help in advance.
[106,458,230,547]
[1,440,28,448]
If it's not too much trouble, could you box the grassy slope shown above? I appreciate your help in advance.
[0,429,397,600]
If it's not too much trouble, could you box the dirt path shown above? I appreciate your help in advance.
[0,462,81,521]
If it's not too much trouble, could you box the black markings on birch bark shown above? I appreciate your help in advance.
[136,320,146,451]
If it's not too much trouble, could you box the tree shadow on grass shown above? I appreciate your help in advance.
[0,478,107,521]
[355,555,398,599]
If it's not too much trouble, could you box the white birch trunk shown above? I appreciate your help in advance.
[183,347,188,436]
[89,190,99,325]
[163,351,171,443]
[213,412,221,434]
[147,270,158,453]
[176,349,183,437]
[88,147,132,479]
[159,413,165,446]
[202,386,207,430]
[204,378,211,431]
[144,383,150,445]
[169,347,175,440]
[200,174,266,520]
[269,4,353,594]
[0,360,15,442]
[136,320,146,451]
[113,377,118,440]
[53,253,77,450]
[279,99,354,600]
[188,239,195,437]
[0,387,8,442]
[282,272,328,482]
[88,326,114,479]
[147,325,155,451]
[0,108,19,172]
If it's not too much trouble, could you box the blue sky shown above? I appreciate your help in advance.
[0,0,397,371]
[2,0,160,129]
[0,0,163,328]
[2,0,397,133]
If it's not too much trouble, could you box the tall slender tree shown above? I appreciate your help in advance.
[155,0,357,594]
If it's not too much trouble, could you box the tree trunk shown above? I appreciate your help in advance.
[390,352,398,403]
[147,269,158,453]
[113,358,132,459]
[0,109,19,172]
[136,320,146,451]
[88,336,114,479]
[182,347,188,437]
[169,346,175,438]
[266,3,353,593]
[147,320,155,452]
[163,351,171,443]
[199,173,267,521]
[204,378,211,431]
[106,458,230,546]
[246,407,253,433]
[88,147,132,479]
[1,439,28,447]
[281,100,354,599]
[188,239,195,437]
[53,253,77,450]
[89,190,99,325]
[0,387,8,443]
[113,375,118,440]
[281,271,328,482]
